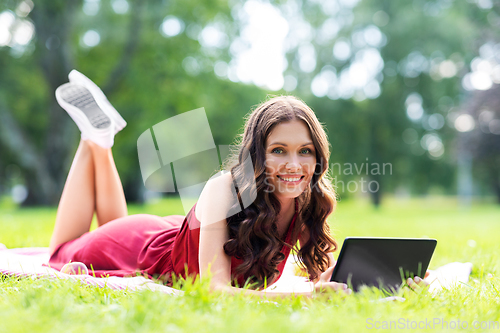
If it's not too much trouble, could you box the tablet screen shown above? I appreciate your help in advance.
[330,238,437,292]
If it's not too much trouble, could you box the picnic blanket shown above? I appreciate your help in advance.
[0,244,472,296]
[0,245,182,295]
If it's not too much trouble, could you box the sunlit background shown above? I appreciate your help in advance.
[0,0,499,208]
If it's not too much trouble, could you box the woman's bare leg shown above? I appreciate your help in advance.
[87,141,128,226]
[49,140,95,254]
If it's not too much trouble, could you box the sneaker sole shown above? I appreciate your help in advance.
[68,70,127,132]
[58,84,112,129]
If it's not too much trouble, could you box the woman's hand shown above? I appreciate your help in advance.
[406,275,429,292]
[314,265,352,295]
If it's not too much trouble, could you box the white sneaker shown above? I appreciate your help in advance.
[68,69,127,134]
[56,83,115,148]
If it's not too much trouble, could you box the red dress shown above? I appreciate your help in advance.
[49,201,298,286]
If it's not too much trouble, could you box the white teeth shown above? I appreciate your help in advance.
[279,176,301,182]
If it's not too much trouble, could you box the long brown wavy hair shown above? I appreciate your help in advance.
[223,95,338,288]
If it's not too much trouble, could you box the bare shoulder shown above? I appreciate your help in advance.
[195,171,238,225]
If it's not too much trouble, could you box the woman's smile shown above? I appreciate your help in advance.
[277,174,305,184]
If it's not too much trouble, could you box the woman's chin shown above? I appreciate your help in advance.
[273,188,306,200]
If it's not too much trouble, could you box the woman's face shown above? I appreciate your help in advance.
[264,119,317,201]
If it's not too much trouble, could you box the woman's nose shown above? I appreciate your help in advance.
[285,155,301,171]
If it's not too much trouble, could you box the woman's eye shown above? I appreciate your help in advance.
[271,148,284,154]
[300,148,312,154]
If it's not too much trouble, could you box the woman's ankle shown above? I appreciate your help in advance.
[87,139,111,155]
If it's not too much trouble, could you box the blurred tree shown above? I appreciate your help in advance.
[0,0,258,205]
[0,0,151,204]
[460,84,500,203]
[277,0,499,206]
[1,0,500,208]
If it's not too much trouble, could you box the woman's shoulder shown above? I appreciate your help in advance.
[195,171,239,224]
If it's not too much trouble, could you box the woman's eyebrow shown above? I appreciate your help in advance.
[268,142,314,147]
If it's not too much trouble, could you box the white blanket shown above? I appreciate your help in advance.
[0,246,182,295]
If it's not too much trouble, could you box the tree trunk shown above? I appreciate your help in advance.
[489,167,500,205]
[0,99,61,205]
[0,0,145,205]
[25,1,80,205]
[493,181,500,205]
[369,114,383,208]
[369,174,382,208]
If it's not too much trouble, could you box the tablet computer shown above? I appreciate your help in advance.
[330,237,437,292]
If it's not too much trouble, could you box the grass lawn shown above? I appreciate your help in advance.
[1,196,499,332]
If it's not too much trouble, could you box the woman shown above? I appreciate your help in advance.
[49,71,420,297]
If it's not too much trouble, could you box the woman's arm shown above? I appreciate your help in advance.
[197,173,350,298]
[197,172,233,289]
[199,219,346,298]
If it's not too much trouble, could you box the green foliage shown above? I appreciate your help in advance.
[1,0,500,206]
[280,0,500,203]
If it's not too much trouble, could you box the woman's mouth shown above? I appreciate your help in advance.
[277,175,304,185]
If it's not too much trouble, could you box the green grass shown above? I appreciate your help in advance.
[1,196,500,332]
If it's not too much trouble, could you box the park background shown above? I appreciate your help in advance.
[1,0,499,208]
[0,0,500,332]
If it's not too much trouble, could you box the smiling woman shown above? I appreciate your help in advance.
[46,73,349,298]
[217,96,339,291]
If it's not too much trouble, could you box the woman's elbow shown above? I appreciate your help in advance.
[209,281,226,291]
[203,276,231,292]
